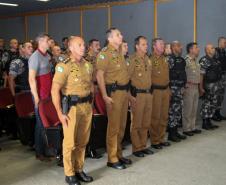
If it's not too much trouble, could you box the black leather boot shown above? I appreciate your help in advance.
[208,118,219,129]
[168,127,181,142]
[202,119,212,130]
[212,110,222,122]
[216,109,226,120]
[175,126,187,140]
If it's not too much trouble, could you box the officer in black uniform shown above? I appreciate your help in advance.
[214,37,226,121]
[8,42,33,96]
[167,41,187,142]
[1,39,19,75]
[199,44,220,130]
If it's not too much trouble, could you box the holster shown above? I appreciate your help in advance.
[61,96,69,115]
[106,82,117,97]
[61,93,93,115]
[130,85,137,97]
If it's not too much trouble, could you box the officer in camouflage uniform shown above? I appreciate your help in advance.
[214,37,226,121]
[1,39,19,74]
[167,41,187,142]
[8,42,33,96]
[199,44,220,130]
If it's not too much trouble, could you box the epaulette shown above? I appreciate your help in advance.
[57,54,70,64]
[101,47,107,52]
[83,57,89,63]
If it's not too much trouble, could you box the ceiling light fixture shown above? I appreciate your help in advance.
[0,2,18,6]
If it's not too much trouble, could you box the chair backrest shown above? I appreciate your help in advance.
[39,98,60,128]
[94,91,107,116]
[14,91,34,118]
[0,87,14,108]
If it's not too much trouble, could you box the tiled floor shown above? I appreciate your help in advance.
[0,121,226,185]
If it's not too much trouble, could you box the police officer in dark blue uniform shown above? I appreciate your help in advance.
[214,37,226,121]
[1,39,19,74]
[8,42,33,96]
[168,41,187,142]
[199,44,220,130]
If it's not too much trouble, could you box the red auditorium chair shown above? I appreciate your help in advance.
[14,91,35,146]
[0,87,17,138]
[94,91,107,116]
[38,98,63,165]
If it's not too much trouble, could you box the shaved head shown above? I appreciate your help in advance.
[68,36,85,60]
[205,44,215,57]
[171,40,182,56]
[10,38,18,50]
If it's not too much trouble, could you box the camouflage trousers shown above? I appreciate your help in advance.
[168,85,183,128]
[200,82,220,119]
[217,73,226,109]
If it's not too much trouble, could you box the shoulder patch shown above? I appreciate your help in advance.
[57,55,70,64]
[99,54,105,60]
[57,66,64,73]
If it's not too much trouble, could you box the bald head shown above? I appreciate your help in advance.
[10,38,18,50]
[205,44,215,58]
[68,36,85,60]
[171,41,182,56]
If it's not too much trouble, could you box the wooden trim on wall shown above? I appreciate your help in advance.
[0,0,144,19]
[108,5,112,29]
[45,13,49,34]
[80,10,83,37]
[154,0,158,38]
[193,0,197,42]
[24,16,28,41]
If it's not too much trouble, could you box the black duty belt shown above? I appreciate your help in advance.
[136,89,152,93]
[130,85,152,97]
[133,86,152,94]
[106,81,130,97]
[106,82,130,91]
[69,93,93,106]
[152,84,169,90]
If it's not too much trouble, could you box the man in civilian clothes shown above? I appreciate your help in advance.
[29,33,52,161]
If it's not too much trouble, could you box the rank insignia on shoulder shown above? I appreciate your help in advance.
[57,66,64,73]
[99,54,105,60]
[101,47,107,52]
[85,63,92,74]
[57,55,70,64]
